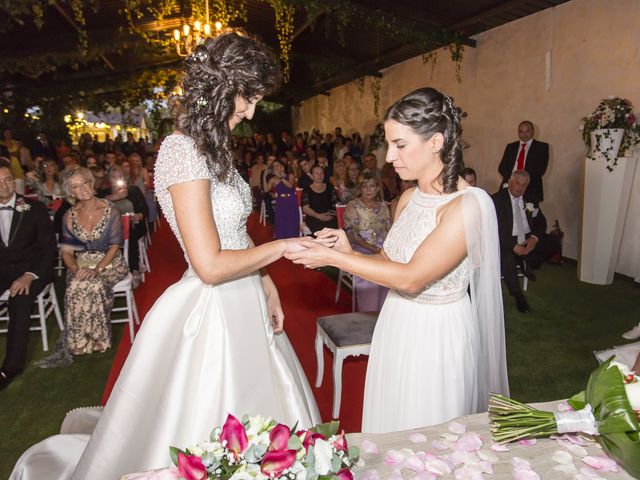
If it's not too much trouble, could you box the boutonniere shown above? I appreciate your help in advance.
[524,202,539,218]
[15,198,31,213]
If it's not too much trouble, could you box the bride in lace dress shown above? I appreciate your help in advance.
[11,32,319,480]
[287,88,509,433]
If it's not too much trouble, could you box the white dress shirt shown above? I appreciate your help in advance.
[512,138,533,171]
[509,192,530,241]
[0,193,16,246]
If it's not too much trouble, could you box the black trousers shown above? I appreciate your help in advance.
[500,234,561,296]
[0,274,49,375]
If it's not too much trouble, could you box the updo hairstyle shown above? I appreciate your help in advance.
[172,31,282,181]
[384,87,464,194]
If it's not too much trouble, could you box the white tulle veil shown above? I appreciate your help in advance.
[462,187,510,411]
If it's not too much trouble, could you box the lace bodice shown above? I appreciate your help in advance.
[383,188,470,304]
[154,134,252,261]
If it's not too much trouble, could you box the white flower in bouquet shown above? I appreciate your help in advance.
[313,438,334,475]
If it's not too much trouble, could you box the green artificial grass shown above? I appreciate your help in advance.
[0,263,638,478]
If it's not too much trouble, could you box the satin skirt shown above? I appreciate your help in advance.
[361,290,479,433]
[11,269,320,480]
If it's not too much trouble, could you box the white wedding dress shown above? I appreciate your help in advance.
[362,187,509,433]
[11,134,320,479]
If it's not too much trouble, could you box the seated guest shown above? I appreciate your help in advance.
[341,161,361,204]
[266,160,299,239]
[492,170,560,313]
[297,158,313,190]
[316,151,331,182]
[25,157,64,201]
[302,165,338,235]
[380,162,400,202]
[343,172,391,311]
[0,159,56,389]
[362,153,380,178]
[331,159,348,203]
[249,153,267,207]
[103,166,148,278]
[55,166,128,358]
[462,167,477,187]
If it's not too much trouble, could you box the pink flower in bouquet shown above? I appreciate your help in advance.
[297,430,326,452]
[260,449,297,476]
[269,424,291,450]
[220,414,248,454]
[336,468,355,480]
[177,453,207,480]
[332,431,349,452]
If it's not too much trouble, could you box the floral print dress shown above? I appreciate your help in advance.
[63,201,128,355]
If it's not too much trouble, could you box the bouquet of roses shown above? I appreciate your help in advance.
[133,414,359,480]
[488,357,640,476]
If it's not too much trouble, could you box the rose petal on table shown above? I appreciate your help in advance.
[409,432,427,444]
[513,468,540,480]
[552,450,573,464]
[490,442,510,452]
[431,440,449,451]
[517,438,537,446]
[454,466,484,480]
[564,434,593,446]
[441,433,460,442]
[415,472,438,480]
[359,469,380,480]
[477,449,498,463]
[555,438,588,457]
[556,401,573,412]
[580,467,605,479]
[453,432,483,452]
[388,469,403,480]
[447,450,480,468]
[423,454,454,476]
[384,450,407,469]
[448,421,466,434]
[361,439,379,455]
[404,454,425,472]
[511,457,532,470]
[582,455,620,473]
[553,463,577,474]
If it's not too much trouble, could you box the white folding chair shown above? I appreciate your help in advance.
[334,204,355,311]
[138,237,151,283]
[0,283,64,351]
[111,214,141,343]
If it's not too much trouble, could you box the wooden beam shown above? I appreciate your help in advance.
[448,0,531,31]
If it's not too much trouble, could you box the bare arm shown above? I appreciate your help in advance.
[171,179,289,285]
[287,195,468,294]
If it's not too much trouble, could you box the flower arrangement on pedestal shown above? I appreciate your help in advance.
[580,96,639,171]
[133,414,360,480]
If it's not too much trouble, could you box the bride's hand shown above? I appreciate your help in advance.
[262,275,284,333]
[284,239,335,270]
[283,237,309,254]
[314,228,353,254]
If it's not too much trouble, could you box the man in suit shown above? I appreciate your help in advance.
[0,159,57,389]
[498,121,549,204]
[492,170,560,313]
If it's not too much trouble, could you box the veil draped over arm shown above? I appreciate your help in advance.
[462,187,510,411]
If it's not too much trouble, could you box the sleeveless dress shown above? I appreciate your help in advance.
[362,188,481,433]
[274,180,299,239]
[10,134,320,480]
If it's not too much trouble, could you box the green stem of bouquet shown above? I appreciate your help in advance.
[488,393,560,443]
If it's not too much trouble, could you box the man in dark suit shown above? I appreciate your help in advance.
[492,170,560,313]
[0,159,57,389]
[498,121,549,204]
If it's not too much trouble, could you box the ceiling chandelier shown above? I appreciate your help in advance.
[172,0,225,57]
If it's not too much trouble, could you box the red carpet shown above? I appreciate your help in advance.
[101,215,367,432]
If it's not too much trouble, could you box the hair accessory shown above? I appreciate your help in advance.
[196,97,208,109]
[192,50,208,63]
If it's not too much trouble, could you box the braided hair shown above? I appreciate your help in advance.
[384,87,464,193]
[171,31,282,181]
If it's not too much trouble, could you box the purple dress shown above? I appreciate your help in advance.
[274,181,299,239]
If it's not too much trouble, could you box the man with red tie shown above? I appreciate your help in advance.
[498,121,549,204]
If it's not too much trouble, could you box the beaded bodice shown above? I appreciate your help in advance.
[154,134,252,261]
[383,188,470,304]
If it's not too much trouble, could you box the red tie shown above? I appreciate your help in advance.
[516,143,526,170]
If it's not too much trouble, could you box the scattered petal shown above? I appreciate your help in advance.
[490,442,510,452]
[511,457,531,470]
[555,438,588,457]
[361,439,379,455]
[552,450,573,464]
[453,432,483,452]
[404,454,425,472]
[431,440,449,451]
[388,469,403,480]
[553,464,577,474]
[415,472,438,480]
[479,461,494,475]
[359,469,379,480]
[513,468,540,480]
[580,467,604,479]
[582,456,620,473]
[517,438,537,446]
[477,449,498,463]
[448,421,466,434]
[441,433,460,442]
[423,454,454,475]
[409,432,427,444]
[557,401,573,412]
[454,466,484,480]
[384,450,406,469]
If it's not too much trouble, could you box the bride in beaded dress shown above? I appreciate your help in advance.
[11,32,319,480]
[286,88,509,433]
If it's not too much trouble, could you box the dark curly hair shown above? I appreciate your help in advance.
[171,31,282,181]
[384,87,464,194]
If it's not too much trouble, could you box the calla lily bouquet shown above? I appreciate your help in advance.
[488,357,640,477]
[152,414,359,480]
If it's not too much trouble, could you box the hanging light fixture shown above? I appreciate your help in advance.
[172,0,226,56]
